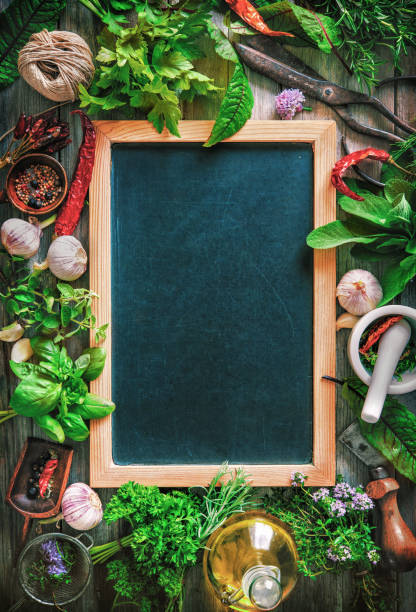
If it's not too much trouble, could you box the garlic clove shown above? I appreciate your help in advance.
[336,312,360,331]
[1,218,42,259]
[336,269,383,315]
[11,337,33,362]
[0,321,24,342]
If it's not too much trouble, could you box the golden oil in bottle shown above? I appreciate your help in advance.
[204,511,298,611]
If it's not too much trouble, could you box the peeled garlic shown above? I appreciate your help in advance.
[35,235,87,281]
[1,217,42,258]
[336,312,360,331]
[0,321,24,342]
[11,338,33,362]
[336,269,382,315]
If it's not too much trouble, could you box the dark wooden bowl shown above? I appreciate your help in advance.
[6,153,68,216]
[6,437,73,546]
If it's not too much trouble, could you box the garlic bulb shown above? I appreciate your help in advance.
[1,217,42,258]
[36,235,88,281]
[336,312,360,331]
[336,269,382,315]
[0,321,24,342]
[61,482,103,530]
[11,338,33,362]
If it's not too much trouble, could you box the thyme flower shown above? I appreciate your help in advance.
[290,471,306,487]
[367,549,380,565]
[329,499,347,517]
[327,544,352,563]
[312,487,330,502]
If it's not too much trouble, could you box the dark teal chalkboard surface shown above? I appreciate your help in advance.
[111,142,314,465]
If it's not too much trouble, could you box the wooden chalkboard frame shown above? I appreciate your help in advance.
[89,120,336,487]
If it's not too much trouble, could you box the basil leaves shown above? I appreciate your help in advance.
[307,178,416,304]
[9,337,115,442]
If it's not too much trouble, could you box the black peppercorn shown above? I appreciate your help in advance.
[27,486,38,499]
[32,463,39,471]
[30,179,39,188]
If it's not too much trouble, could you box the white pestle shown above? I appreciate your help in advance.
[361,319,411,424]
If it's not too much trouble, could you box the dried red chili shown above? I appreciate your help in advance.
[331,148,413,201]
[225,0,294,37]
[359,315,403,355]
[54,110,96,237]
[38,458,58,498]
[13,114,27,140]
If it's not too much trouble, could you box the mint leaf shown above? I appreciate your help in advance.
[204,63,253,148]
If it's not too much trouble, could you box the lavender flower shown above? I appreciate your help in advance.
[41,540,67,577]
[329,499,347,517]
[290,472,306,487]
[275,89,306,120]
[327,544,352,563]
[367,549,380,565]
[312,488,330,502]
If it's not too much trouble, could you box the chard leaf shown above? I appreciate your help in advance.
[379,255,416,305]
[384,178,415,204]
[0,0,66,90]
[306,220,388,249]
[342,377,416,483]
[204,62,253,148]
[207,22,238,63]
[257,1,341,52]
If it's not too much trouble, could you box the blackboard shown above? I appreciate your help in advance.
[89,120,336,487]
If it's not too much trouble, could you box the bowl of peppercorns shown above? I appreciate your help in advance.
[6,153,68,215]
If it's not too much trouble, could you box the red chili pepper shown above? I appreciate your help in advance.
[359,315,403,355]
[54,110,96,237]
[225,0,294,37]
[13,114,27,140]
[38,458,58,498]
[331,148,414,201]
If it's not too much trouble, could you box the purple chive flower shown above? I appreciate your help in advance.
[312,488,330,502]
[275,89,306,120]
[367,549,380,565]
[290,472,306,487]
[329,499,347,517]
[327,545,352,563]
[41,540,67,577]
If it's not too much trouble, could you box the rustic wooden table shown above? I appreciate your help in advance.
[1,2,415,610]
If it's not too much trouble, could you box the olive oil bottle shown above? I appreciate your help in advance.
[204,511,298,611]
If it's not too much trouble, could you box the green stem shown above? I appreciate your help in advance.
[0,411,17,424]
[39,214,57,230]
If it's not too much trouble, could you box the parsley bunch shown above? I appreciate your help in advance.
[79,0,221,136]
[91,482,201,611]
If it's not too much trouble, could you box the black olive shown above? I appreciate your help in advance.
[30,179,39,188]
[27,486,38,499]
[33,200,42,209]
[32,463,39,471]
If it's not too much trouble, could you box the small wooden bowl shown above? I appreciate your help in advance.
[6,153,68,216]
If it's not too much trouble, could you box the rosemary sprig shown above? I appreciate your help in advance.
[197,462,259,541]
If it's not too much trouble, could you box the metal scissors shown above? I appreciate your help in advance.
[235,36,414,143]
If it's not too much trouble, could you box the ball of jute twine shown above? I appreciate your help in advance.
[18,30,94,102]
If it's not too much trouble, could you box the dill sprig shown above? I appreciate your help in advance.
[308,0,416,91]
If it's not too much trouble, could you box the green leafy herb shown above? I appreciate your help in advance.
[342,377,416,484]
[6,337,114,442]
[79,1,221,136]
[308,0,416,90]
[204,62,253,148]
[0,0,67,90]
[0,252,106,342]
[306,178,416,304]
[264,473,393,612]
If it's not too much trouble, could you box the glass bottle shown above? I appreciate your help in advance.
[203,511,298,611]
